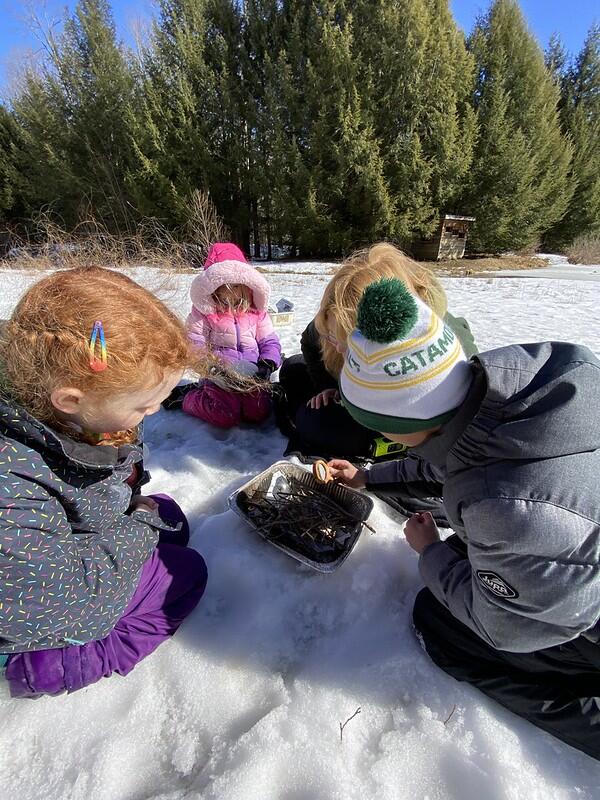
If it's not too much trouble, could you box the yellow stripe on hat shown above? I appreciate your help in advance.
[342,339,462,391]
[350,314,439,365]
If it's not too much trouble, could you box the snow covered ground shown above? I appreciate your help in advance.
[1,260,600,799]
[493,252,600,282]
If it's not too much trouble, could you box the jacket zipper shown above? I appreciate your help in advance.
[234,315,242,352]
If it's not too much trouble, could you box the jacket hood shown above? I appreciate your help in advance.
[419,342,600,468]
[0,393,140,469]
[476,342,600,460]
[190,242,271,314]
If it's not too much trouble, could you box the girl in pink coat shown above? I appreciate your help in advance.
[165,243,282,428]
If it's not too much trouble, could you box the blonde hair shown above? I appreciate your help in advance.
[0,266,206,444]
[315,243,448,377]
[212,283,254,313]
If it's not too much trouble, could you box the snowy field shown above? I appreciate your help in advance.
[1,258,600,799]
[493,253,600,282]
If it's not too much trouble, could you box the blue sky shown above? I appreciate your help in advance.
[450,0,598,54]
[0,0,597,95]
[0,0,154,93]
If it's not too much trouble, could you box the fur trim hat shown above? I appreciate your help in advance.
[190,242,271,313]
[339,279,472,433]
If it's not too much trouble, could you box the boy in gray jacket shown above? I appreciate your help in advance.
[329,277,600,760]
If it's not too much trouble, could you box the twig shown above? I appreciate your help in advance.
[339,706,362,742]
[443,704,457,726]
[241,475,375,551]
[362,520,377,534]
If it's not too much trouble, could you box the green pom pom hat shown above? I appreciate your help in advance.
[357,278,419,343]
[340,278,472,434]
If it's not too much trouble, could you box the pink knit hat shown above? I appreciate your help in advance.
[189,242,271,313]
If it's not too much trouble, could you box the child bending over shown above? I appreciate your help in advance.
[0,267,208,698]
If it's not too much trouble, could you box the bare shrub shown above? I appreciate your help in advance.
[1,191,231,273]
[514,238,541,257]
[566,234,600,265]
[184,189,230,262]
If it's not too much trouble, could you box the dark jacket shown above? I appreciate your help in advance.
[301,312,478,393]
[367,342,600,653]
[0,396,161,653]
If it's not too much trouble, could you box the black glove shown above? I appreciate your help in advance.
[256,359,277,381]
[162,382,198,410]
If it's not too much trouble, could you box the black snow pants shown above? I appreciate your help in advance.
[276,354,376,459]
[414,558,600,760]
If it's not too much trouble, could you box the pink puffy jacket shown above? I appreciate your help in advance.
[186,306,281,366]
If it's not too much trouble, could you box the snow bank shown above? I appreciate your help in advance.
[1,263,600,799]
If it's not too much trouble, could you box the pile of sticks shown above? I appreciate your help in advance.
[240,476,361,548]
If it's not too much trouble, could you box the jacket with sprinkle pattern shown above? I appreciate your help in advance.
[0,396,158,653]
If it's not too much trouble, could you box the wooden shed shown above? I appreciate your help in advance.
[410,214,476,261]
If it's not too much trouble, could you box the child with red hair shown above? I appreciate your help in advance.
[0,267,208,697]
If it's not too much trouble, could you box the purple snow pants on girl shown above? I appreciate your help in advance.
[5,495,207,698]
[182,380,271,428]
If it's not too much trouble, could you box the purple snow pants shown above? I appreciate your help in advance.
[5,495,207,698]
[182,380,271,428]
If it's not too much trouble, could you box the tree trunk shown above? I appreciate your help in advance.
[252,198,261,258]
[266,192,272,260]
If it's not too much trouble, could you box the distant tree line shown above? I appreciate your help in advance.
[0,0,598,256]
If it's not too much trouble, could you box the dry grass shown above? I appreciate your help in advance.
[256,253,546,278]
[0,191,229,274]
[565,234,600,265]
[433,254,547,276]
[186,189,229,257]
[0,212,551,282]
[1,216,192,273]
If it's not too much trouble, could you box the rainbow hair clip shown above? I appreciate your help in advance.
[89,320,108,373]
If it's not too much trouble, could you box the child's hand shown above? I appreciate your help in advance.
[256,359,276,380]
[327,459,367,488]
[307,388,340,409]
[130,495,159,514]
[404,512,440,554]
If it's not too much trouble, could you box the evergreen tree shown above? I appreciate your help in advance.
[132,0,252,247]
[11,69,79,224]
[0,104,28,222]
[6,0,587,257]
[128,0,215,229]
[12,0,138,230]
[570,23,600,120]
[242,0,290,256]
[421,0,477,216]
[464,64,538,250]
[545,33,568,86]
[545,25,600,247]
[463,0,572,252]
[264,1,316,255]
[205,0,252,250]
[353,0,432,240]
[57,0,138,229]
[352,0,476,242]
[285,0,394,255]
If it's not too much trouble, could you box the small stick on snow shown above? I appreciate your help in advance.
[362,520,376,534]
[339,706,362,742]
[443,704,457,726]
